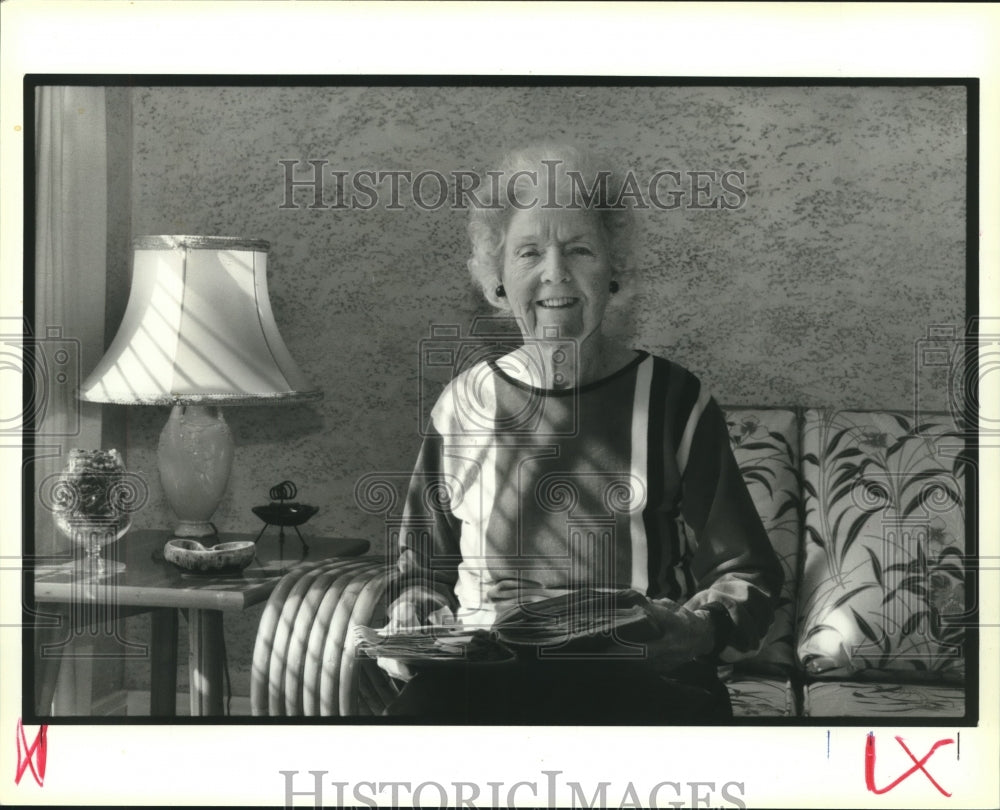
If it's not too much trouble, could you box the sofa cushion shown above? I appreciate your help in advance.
[723,673,797,718]
[803,680,964,718]
[796,409,965,680]
[723,408,801,673]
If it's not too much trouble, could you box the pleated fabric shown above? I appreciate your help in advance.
[251,558,399,716]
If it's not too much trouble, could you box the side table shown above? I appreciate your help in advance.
[33,529,369,717]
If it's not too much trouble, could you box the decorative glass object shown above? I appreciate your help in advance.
[49,449,141,578]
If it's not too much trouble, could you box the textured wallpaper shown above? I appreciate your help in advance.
[116,84,966,698]
[123,83,966,544]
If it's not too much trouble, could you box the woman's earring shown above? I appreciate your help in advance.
[609,280,620,294]
[495,283,506,298]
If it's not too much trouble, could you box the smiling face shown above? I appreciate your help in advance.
[496,206,614,345]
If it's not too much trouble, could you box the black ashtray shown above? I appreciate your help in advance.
[252,503,318,526]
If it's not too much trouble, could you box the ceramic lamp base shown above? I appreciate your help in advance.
[157,405,234,537]
[172,521,219,538]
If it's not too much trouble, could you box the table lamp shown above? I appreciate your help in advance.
[79,235,321,538]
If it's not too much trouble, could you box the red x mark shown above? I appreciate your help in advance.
[865,732,953,797]
[15,719,47,787]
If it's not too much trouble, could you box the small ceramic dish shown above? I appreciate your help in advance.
[163,538,256,575]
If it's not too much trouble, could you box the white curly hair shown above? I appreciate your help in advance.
[466,143,634,300]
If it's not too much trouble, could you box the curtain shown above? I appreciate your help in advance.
[33,86,109,557]
[31,86,116,715]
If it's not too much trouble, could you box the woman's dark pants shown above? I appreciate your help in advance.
[384,655,732,724]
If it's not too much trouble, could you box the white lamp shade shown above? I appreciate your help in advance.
[80,235,320,404]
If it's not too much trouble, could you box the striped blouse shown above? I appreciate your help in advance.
[393,350,783,660]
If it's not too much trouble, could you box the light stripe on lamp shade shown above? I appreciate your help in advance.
[80,235,321,405]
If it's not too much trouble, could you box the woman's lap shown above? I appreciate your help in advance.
[384,659,732,724]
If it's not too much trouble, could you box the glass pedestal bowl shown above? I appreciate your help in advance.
[49,449,138,580]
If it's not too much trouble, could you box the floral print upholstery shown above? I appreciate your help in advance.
[723,674,796,718]
[723,408,801,673]
[803,681,964,718]
[796,410,965,681]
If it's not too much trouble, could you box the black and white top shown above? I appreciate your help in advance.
[391,351,783,661]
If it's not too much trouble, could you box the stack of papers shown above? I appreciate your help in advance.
[493,588,661,647]
[356,588,662,665]
[354,626,513,665]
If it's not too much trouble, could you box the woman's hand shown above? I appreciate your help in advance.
[375,588,456,683]
[644,598,717,672]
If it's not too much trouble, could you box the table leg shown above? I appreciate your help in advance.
[188,609,225,716]
[35,602,152,716]
[150,608,178,716]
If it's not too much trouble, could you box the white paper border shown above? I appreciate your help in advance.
[2,2,998,807]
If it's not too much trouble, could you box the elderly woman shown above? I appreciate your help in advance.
[380,144,782,723]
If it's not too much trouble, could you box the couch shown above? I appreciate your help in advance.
[250,407,969,719]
